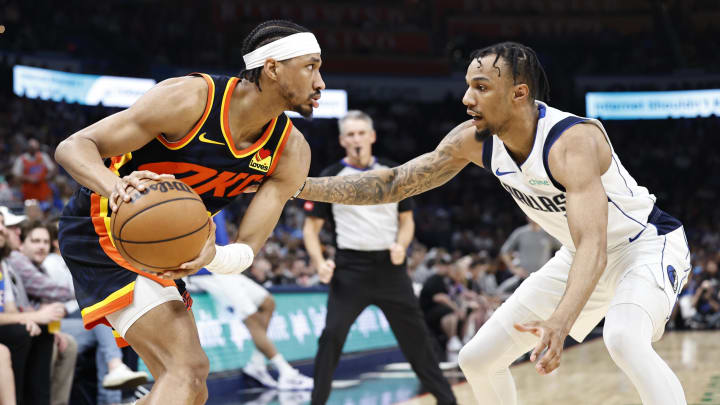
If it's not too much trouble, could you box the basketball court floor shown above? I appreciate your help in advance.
[215,330,720,405]
[401,330,720,405]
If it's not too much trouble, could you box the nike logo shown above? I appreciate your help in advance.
[628,228,645,243]
[495,168,516,176]
[198,132,224,145]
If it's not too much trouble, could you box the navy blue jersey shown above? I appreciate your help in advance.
[106,73,293,214]
[58,73,293,337]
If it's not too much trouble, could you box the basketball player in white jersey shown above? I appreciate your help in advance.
[295,42,690,404]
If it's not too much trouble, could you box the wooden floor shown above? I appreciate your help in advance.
[399,331,720,405]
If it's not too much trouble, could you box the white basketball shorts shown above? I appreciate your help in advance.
[493,224,691,343]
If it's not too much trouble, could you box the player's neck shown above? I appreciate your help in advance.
[497,105,539,165]
[228,81,288,144]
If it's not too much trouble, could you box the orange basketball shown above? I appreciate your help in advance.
[110,179,210,273]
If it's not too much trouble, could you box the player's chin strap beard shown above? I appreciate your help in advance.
[475,128,492,142]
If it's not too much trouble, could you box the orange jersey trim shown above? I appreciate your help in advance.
[80,281,135,330]
[109,153,133,175]
[266,118,293,176]
[112,329,130,348]
[220,77,276,158]
[157,73,215,150]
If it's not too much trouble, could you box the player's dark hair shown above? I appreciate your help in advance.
[470,42,550,102]
[239,20,311,91]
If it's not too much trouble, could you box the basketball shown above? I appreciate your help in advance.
[110,179,210,273]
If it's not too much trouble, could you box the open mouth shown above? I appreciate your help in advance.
[467,110,483,121]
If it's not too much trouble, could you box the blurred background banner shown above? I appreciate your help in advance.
[586,89,720,120]
[155,290,398,374]
[13,64,348,118]
[13,65,156,107]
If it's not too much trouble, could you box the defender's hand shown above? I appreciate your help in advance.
[109,170,175,212]
[317,259,336,284]
[158,220,217,279]
[514,319,569,375]
[389,243,406,265]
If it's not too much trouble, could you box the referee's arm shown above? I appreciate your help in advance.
[397,211,415,250]
[390,210,415,265]
[303,216,326,268]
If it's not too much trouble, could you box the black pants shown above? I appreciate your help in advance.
[0,324,54,405]
[311,249,456,405]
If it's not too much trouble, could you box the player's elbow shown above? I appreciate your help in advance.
[54,137,72,168]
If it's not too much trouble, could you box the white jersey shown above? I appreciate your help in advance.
[482,102,658,251]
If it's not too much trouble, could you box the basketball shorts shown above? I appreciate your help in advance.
[59,187,193,346]
[493,206,691,343]
[189,274,269,320]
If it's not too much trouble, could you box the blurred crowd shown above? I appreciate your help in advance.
[2,93,717,338]
[2,0,719,78]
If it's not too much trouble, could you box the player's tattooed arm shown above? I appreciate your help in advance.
[298,121,476,204]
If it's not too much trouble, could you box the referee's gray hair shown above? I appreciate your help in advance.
[338,110,374,135]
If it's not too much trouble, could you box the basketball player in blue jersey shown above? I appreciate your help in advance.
[54,20,324,405]
[297,42,690,405]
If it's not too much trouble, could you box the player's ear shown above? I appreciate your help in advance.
[370,130,377,145]
[513,84,529,103]
[263,58,279,82]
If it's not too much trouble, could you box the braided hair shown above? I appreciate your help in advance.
[239,20,310,91]
[470,42,550,102]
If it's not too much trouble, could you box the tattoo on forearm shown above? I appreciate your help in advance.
[300,129,468,204]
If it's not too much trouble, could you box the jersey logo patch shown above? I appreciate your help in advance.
[249,148,272,172]
[495,168,516,176]
[198,132,224,146]
[667,265,678,293]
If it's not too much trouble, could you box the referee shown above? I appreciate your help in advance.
[303,110,456,405]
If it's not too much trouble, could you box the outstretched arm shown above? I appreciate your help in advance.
[298,121,479,205]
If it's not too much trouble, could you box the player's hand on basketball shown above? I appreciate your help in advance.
[159,220,217,279]
[109,170,176,212]
[317,259,336,283]
[514,319,569,375]
[389,243,406,265]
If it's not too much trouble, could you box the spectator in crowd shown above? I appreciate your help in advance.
[6,220,77,405]
[0,208,62,405]
[419,257,468,361]
[407,243,432,287]
[188,273,314,390]
[43,222,148,404]
[499,217,561,290]
[246,257,274,288]
[688,259,720,329]
[12,138,57,204]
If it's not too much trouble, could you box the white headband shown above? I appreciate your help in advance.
[243,32,321,70]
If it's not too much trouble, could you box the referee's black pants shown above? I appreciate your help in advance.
[311,249,456,405]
